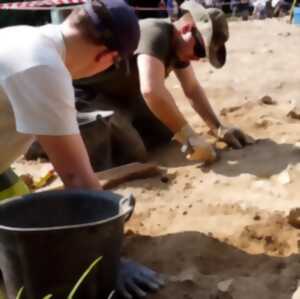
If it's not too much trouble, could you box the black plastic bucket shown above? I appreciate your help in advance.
[0,190,135,299]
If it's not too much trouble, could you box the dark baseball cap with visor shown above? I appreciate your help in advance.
[84,0,140,70]
[180,1,229,68]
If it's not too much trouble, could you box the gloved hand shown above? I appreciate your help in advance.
[173,124,216,163]
[116,258,165,299]
[216,126,255,149]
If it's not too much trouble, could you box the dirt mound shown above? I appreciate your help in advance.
[123,228,300,299]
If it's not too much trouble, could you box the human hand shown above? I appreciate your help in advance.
[116,258,165,299]
[216,126,255,149]
[182,134,217,162]
[173,124,217,163]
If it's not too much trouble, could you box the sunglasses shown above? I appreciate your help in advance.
[191,27,206,58]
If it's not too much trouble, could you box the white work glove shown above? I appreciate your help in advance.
[173,124,216,163]
[215,125,255,149]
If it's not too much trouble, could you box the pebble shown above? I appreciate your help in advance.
[288,208,300,229]
[254,214,261,221]
[259,95,277,105]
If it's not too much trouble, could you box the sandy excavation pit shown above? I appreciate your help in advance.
[9,17,300,299]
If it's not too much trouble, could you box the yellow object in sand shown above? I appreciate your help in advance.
[0,168,30,201]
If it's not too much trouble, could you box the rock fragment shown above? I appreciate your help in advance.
[288,208,300,229]
[254,119,270,129]
[210,279,234,299]
[287,107,300,120]
[259,95,277,105]
[217,279,234,293]
[220,106,241,116]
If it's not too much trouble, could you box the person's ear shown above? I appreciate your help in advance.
[95,52,103,62]
[180,23,193,34]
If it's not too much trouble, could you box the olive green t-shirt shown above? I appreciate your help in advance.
[74,18,189,103]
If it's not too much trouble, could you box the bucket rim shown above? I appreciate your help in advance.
[0,191,134,233]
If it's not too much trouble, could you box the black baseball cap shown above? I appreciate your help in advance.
[84,0,140,62]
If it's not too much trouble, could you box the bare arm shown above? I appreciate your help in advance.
[174,65,222,134]
[175,65,255,148]
[137,54,187,134]
[37,134,101,190]
[137,54,217,161]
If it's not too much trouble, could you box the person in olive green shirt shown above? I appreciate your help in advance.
[74,1,254,164]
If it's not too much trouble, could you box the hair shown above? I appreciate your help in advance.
[66,7,106,45]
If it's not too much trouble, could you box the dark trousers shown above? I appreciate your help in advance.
[75,89,172,149]
[75,89,172,169]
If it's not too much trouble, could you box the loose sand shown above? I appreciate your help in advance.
[10,17,300,299]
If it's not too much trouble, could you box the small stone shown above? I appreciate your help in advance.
[264,235,273,244]
[253,214,261,221]
[288,208,300,229]
[182,211,188,216]
[287,107,300,120]
[126,229,135,236]
[217,279,234,293]
[227,160,238,165]
[146,185,153,191]
[160,175,169,183]
[183,182,192,190]
[220,106,241,116]
[259,95,276,105]
[255,119,270,129]
[167,169,178,177]
[161,170,178,184]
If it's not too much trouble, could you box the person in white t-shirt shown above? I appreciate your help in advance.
[0,0,140,199]
[0,1,166,297]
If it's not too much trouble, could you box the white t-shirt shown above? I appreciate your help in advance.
[0,24,79,173]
